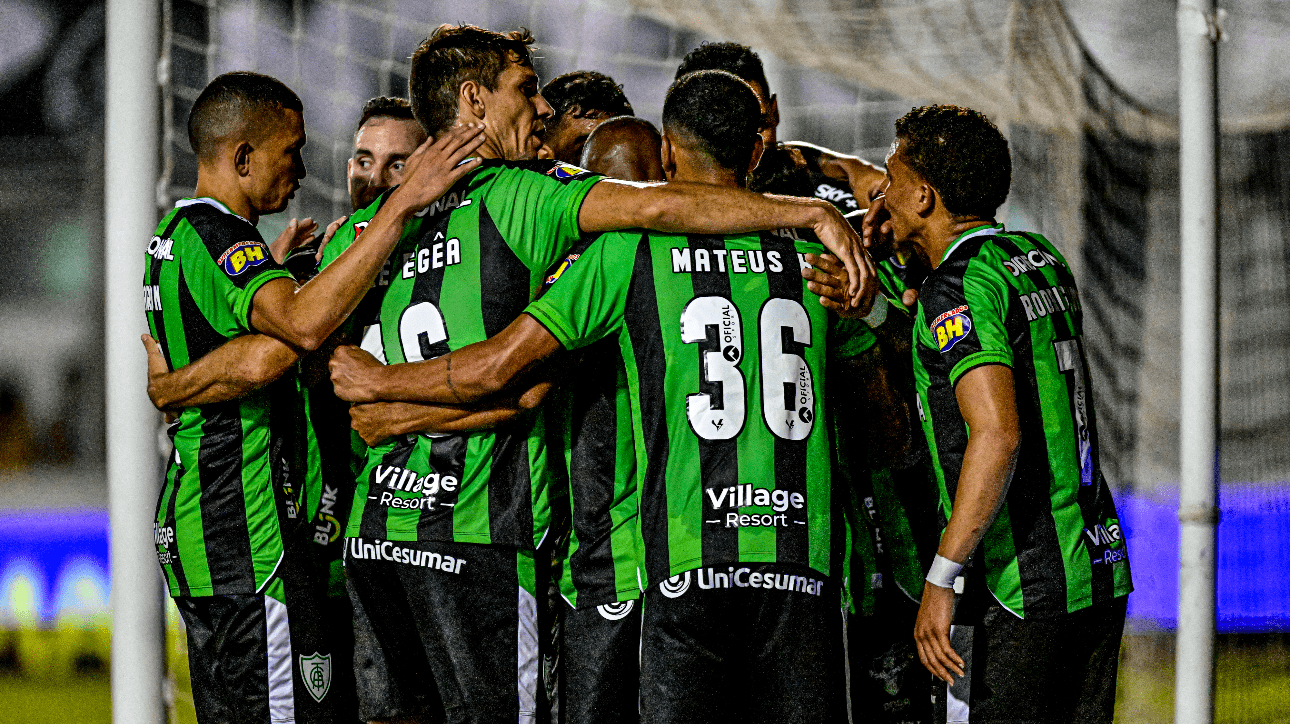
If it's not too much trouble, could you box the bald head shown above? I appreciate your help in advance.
[579,116,665,182]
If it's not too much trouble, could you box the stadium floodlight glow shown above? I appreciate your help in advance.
[1175,2,1222,724]
[105,0,166,722]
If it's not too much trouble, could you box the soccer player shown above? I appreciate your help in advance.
[864,104,1133,722]
[328,69,865,724]
[539,70,634,164]
[579,116,665,181]
[348,96,429,212]
[675,42,886,211]
[141,71,485,724]
[145,92,453,724]
[318,24,873,724]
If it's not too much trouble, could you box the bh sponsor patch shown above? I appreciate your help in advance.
[217,240,269,275]
[930,305,972,353]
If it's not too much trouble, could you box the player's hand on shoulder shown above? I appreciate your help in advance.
[388,122,487,216]
[269,217,319,264]
[314,216,349,263]
[810,203,879,314]
[802,253,862,319]
[329,344,383,403]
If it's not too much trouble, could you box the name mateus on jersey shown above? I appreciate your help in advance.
[668,244,812,276]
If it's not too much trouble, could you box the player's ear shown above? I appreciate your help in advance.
[916,180,935,217]
[660,133,678,182]
[459,79,485,121]
[234,141,253,177]
[747,135,765,181]
[768,94,780,130]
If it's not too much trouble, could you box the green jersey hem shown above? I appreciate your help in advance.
[523,307,586,351]
[948,350,1014,386]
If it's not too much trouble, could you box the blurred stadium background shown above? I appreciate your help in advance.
[1,0,1288,721]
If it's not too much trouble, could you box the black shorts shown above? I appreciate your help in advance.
[348,576,438,722]
[176,574,341,724]
[934,596,1128,723]
[845,589,933,724]
[561,599,642,724]
[345,537,542,724]
[639,564,845,724]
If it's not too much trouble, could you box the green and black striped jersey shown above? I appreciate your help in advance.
[912,225,1132,618]
[527,227,842,588]
[332,160,602,548]
[144,198,306,597]
[549,340,644,607]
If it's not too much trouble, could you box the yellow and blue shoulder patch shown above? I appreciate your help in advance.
[930,305,972,352]
[544,253,580,287]
[548,163,589,180]
[218,240,270,276]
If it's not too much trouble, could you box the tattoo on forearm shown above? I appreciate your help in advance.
[445,352,464,403]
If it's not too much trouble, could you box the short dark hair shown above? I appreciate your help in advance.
[188,71,302,159]
[541,71,633,126]
[355,96,416,135]
[675,42,770,98]
[893,105,1011,218]
[662,70,762,173]
[409,24,535,136]
[749,143,814,197]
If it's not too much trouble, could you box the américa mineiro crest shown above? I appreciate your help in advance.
[299,652,332,702]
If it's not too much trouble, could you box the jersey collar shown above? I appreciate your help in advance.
[942,223,1004,264]
[176,197,253,224]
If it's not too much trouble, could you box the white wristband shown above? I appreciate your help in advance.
[926,554,963,589]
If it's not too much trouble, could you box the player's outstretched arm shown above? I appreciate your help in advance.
[248,124,486,351]
[330,315,562,406]
[142,334,298,411]
[783,141,886,203]
[913,363,1021,684]
[347,380,554,446]
[577,180,877,309]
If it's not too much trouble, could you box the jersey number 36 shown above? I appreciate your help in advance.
[681,296,814,442]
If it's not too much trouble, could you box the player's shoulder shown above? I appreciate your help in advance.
[481,158,601,187]
[172,199,271,270]
[176,199,260,245]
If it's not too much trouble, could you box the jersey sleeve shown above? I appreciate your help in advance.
[524,231,639,350]
[919,252,1013,386]
[185,210,293,333]
[483,162,602,273]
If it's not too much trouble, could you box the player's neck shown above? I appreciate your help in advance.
[194,170,258,224]
[923,216,995,269]
[668,154,745,189]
